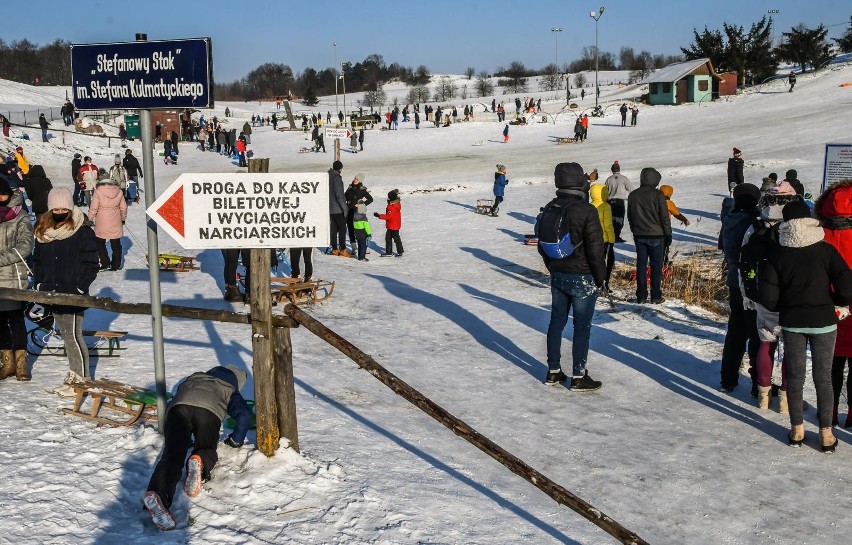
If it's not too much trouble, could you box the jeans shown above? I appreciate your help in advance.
[783,329,836,428]
[546,272,599,376]
[634,238,664,302]
[126,176,139,202]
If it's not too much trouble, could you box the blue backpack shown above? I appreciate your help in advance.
[537,202,583,259]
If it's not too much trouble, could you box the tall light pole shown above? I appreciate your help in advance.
[340,61,349,126]
[590,6,605,108]
[333,42,339,115]
[551,27,562,79]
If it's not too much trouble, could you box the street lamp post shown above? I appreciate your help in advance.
[551,27,562,91]
[340,62,349,126]
[333,42,339,115]
[590,6,605,108]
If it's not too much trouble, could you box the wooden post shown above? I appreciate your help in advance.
[248,157,269,173]
[273,325,299,452]
[334,138,340,162]
[250,248,279,457]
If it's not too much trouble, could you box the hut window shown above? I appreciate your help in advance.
[650,83,658,94]
[698,80,709,91]
[662,82,671,93]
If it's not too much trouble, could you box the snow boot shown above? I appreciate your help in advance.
[184,454,204,498]
[14,350,30,381]
[224,284,243,303]
[778,390,788,415]
[143,491,176,531]
[0,350,13,380]
[757,386,771,410]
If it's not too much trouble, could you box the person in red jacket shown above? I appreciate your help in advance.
[236,137,247,167]
[374,189,403,257]
[815,180,852,428]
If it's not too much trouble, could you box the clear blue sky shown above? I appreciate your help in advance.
[10,0,850,81]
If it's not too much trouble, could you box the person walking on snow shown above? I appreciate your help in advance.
[502,124,509,143]
[144,365,251,531]
[88,171,127,271]
[538,162,606,390]
[788,71,796,92]
[727,148,744,195]
[122,149,143,204]
[490,164,508,216]
[604,161,633,243]
[619,103,628,127]
[39,113,50,143]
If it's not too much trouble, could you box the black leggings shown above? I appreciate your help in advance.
[385,229,403,255]
[0,307,27,351]
[832,356,852,407]
[222,248,251,290]
[289,248,313,279]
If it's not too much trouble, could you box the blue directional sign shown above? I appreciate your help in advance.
[70,38,213,110]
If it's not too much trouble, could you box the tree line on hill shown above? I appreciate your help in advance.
[682,16,852,86]
[2,17,850,104]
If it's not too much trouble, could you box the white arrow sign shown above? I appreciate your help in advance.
[146,173,329,249]
[325,127,351,139]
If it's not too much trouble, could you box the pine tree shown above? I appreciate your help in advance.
[835,16,852,53]
[745,16,777,86]
[776,24,832,72]
[681,27,726,68]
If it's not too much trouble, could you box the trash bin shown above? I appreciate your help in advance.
[124,114,141,140]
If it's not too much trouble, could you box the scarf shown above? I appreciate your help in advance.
[37,207,85,243]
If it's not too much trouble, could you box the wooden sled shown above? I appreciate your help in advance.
[269,276,335,305]
[62,378,172,427]
[475,199,494,215]
[556,137,578,145]
[27,328,127,357]
[147,253,198,272]
[298,146,316,153]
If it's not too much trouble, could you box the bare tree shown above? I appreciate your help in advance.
[474,71,494,97]
[539,63,560,91]
[573,72,587,88]
[407,85,430,104]
[433,76,457,102]
[465,66,475,79]
[363,89,387,109]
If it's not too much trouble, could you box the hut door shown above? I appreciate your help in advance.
[676,80,688,104]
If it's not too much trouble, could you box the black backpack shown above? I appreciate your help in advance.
[537,201,583,259]
[739,219,779,304]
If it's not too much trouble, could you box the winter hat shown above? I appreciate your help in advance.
[354,173,365,183]
[733,182,760,202]
[554,162,586,189]
[15,146,22,153]
[733,147,741,156]
[496,164,506,172]
[785,169,798,181]
[0,177,12,198]
[47,187,74,211]
[388,189,399,201]
[639,167,662,187]
[114,153,121,164]
[224,365,247,390]
[782,200,811,221]
[771,180,797,196]
[768,172,778,182]
[332,160,343,171]
[73,153,81,159]
[611,160,620,173]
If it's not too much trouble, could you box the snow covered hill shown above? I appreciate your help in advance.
[1,63,852,544]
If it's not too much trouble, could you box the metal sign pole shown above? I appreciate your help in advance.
[136,33,168,433]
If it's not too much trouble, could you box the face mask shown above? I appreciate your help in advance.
[52,213,69,223]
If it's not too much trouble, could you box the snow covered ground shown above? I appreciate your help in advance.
[2,63,852,544]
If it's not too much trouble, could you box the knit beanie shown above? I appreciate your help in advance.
[47,187,74,211]
[768,172,778,182]
[0,177,12,198]
[785,169,798,181]
[733,147,741,156]
[611,160,620,173]
[114,153,121,164]
[782,200,811,221]
[354,173,365,183]
[388,189,399,201]
[554,162,586,189]
[332,160,343,171]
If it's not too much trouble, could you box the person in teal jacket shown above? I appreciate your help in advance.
[490,164,508,216]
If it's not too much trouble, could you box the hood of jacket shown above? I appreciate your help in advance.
[27,165,47,179]
[639,167,662,188]
[659,184,674,198]
[589,183,609,204]
[779,217,824,248]
[815,179,852,219]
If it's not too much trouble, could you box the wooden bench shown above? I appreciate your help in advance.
[62,378,172,427]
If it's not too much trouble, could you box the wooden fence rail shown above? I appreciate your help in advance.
[283,304,649,545]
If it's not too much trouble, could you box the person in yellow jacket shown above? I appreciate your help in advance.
[590,183,615,291]
[13,146,29,176]
[660,185,690,226]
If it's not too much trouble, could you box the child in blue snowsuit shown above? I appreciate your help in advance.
[490,164,508,216]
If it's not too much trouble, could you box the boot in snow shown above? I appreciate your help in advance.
[778,390,788,415]
[14,350,30,381]
[0,350,13,380]
[184,454,204,498]
[143,491,176,531]
[757,386,771,410]
[224,284,243,303]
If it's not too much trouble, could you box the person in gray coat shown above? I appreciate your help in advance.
[144,365,252,531]
[0,180,34,381]
[604,160,633,242]
[328,160,349,256]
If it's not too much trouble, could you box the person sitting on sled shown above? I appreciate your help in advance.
[143,365,252,531]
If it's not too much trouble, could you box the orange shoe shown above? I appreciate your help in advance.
[339,249,352,258]
[331,249,340,256]
[183,455,204,498]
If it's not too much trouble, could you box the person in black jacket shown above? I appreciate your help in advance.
[345,174,373,249]
[759,201,852,451]
[122,149,143,203]
[626,167,671,304]
[719,183,761,393]
[32,188,99,395]
[538,162,606,390]
[727,148,744,195]
[22,165,53,220]
[71,153,83,206]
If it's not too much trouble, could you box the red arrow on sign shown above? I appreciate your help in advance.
[157,184,184,237]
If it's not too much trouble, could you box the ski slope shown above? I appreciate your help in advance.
[1,64,852,544]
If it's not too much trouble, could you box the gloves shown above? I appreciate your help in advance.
[224,435,242,448]
[836,306,850,321]
[373,212,379,218]
[664,235,672,247]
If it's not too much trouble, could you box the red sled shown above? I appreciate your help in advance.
[630,265,673,282]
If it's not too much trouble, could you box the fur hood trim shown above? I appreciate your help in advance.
[778,217,824,248]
